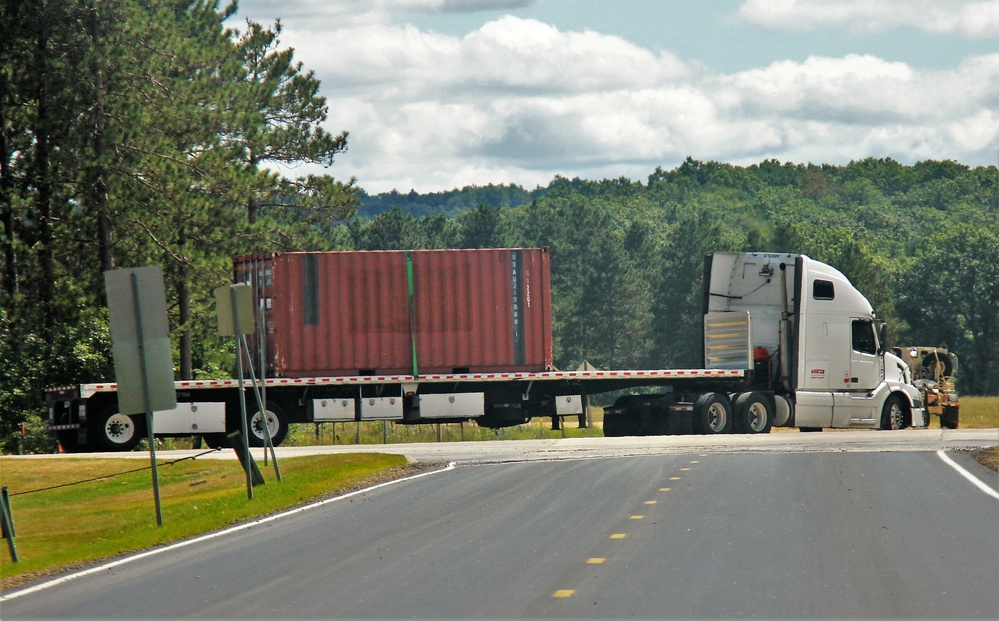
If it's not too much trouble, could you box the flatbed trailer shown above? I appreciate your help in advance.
[45,249,928,452]
[45,368,751,452]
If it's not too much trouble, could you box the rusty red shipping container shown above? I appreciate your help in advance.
[234,248,553,377]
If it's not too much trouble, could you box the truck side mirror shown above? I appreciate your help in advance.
[878,322,888,355]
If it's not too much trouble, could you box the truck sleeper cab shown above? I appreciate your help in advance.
[705,252,923,432]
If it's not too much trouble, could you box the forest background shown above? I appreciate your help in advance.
[3,0,998,453]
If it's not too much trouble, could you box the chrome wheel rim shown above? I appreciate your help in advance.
[707,403,727,432]
[249,410,279,440]
[747,401,768,432]
[105,413,136,444]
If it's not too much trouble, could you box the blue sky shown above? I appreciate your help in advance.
[232,0,999,193]
[409,1,995,71]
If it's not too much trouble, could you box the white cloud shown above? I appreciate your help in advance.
[236,0,535,29]
[737,0,999,39]
[243,6,999,192]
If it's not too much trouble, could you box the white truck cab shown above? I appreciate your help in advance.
[705,252,924,430]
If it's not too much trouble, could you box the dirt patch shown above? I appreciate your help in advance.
[974,448,999,472]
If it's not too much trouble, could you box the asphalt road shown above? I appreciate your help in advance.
[3,446,997,620]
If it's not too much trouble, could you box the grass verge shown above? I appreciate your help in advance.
[0,453,411,589]
[952,396,999,428]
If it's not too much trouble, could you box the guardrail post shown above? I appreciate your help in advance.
[1,486,18,562]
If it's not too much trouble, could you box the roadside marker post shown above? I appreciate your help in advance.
[216,284,281,494]
[1,486,18,562]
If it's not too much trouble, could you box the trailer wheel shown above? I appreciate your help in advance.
[693,393,733,434]
[247,404,288,447]
[90,404,144,452]
[733,392,773,434]
[880,394,907,430]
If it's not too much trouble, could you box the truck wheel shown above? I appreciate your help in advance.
[880,394,907,430]
[940,405,959,429]
[247,404,288,447]
[921,353,953,378]
[90,404,144,452]
[733,392,773,434]
[693,393,733,434]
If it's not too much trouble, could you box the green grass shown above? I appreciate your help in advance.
[283,416,605,447]
[952,396,999,428]
[148,414,606,451]
[0,453,408,587]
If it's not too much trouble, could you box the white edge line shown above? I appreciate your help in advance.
[0,461,457,602]
[936,450,999,501]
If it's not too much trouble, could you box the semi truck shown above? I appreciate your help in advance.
[603,251,924,435]
[45,250,925,452]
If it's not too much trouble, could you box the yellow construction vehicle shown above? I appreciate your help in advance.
[894,346,959,429]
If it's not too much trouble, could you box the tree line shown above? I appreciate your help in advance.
[2,2,997,452]
[1,0,359,450]
[347,161,999,401]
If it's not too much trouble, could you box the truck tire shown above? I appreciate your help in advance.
[246,404,288,447]
[693,393,733,434]
[733,392,773,434]
[940,405,959,429]
[880,394,907,430]
[89,404,144,452]
[921,353,953,378]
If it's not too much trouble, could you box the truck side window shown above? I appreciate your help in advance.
[813,279,835,300]
[852,320,877,355]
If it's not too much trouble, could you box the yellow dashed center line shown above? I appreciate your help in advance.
[557,465,708,604]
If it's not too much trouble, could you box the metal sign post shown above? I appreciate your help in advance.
[105,266,177,527]
[239,333,281,481]
[216,284,280,494]
[217,284,256,499]
[1,486,17,562]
